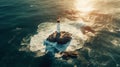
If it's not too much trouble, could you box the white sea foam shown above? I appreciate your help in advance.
[29,20,89,53]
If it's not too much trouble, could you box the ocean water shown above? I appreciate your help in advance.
[0,0,120,67]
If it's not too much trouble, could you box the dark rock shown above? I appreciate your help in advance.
[47,31,72,44]
[61,51,79,59]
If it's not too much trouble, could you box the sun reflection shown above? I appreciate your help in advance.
[75,0,94,12]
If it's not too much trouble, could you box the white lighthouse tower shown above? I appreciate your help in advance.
[57,17,60,33]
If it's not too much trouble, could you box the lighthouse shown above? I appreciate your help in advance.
[57,17,60,33]
[44,17,72,56]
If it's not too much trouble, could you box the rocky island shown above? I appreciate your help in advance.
[47,31,72,44]
[43,18,73,54]
[43,18,79,60]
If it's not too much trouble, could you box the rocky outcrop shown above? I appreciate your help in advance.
[61,51,79,59]
[47,31,72,44]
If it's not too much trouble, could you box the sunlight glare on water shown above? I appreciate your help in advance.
[75,0,95,12]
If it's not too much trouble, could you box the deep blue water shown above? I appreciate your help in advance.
[0,0,55,67]
[0,0,70,67]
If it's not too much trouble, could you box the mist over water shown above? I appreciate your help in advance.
[0,0,120,67]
